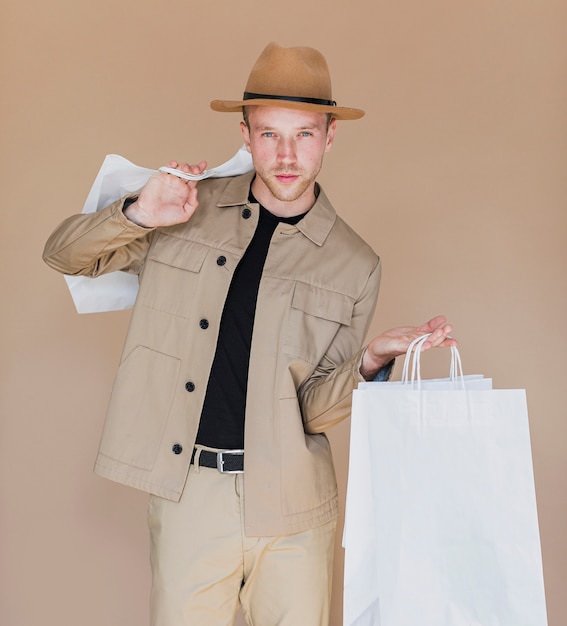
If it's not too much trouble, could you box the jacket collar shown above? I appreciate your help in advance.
[216,172,337,247]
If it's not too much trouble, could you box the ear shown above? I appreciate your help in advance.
[240,121,252,153]
[325,118,338,153]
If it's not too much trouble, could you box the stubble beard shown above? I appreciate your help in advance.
[265,175,308,203]
[255,163,321,204]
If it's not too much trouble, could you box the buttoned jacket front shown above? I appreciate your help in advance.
[44,171,381,536]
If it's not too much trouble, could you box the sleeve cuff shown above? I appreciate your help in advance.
[355,348,396,383]
[373,359,395,381]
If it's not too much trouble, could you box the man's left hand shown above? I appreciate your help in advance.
[360,315,457,380]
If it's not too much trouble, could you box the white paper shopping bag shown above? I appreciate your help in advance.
[344,336,547,626]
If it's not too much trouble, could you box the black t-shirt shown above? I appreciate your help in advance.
[195,193,306,449]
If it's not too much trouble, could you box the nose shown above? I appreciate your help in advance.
[277,137,297,165]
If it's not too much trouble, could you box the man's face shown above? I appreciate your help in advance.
[240,106,337,216]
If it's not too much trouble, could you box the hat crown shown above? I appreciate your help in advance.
[210,42,364,120]
[245,43,333,102]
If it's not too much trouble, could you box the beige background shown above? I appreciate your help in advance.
[2,0,565,624]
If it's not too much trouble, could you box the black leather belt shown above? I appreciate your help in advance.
[190,448,244,474]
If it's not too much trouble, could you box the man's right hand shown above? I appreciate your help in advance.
[123,160,207,228]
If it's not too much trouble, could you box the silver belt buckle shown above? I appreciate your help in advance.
[216,449,244,474]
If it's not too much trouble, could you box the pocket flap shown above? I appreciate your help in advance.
[291,282,354,326]
[148,233,208,273]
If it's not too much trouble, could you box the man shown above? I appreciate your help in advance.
[44,43,454,626]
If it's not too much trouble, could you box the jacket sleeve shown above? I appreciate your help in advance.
[298,256,383,434]
[42,197,155,277]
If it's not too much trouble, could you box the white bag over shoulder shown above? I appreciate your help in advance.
[64,148,253,314]
[343,336,547,626]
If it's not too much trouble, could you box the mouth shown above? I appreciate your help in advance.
[275,173,300,184]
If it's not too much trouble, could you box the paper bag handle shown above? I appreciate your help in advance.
[401,334,464,389]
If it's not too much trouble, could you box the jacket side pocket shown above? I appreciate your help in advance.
[99,346,180,471]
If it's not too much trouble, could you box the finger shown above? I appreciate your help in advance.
[183,199,199,218]
[421,324,456,351]
[174,162,191,173]
[189,160,207,175]
[186,185,199,208]
[417,315,448,333]
[173,161,208,175]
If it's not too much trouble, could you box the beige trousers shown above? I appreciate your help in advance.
[148,456,337,626]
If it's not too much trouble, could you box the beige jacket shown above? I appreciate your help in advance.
[43,172,381,536]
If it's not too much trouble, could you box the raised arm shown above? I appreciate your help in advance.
[43,160,207,277]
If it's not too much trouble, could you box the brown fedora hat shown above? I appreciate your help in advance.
[210,43,364,121]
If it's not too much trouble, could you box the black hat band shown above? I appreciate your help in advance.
[243,92,337,107]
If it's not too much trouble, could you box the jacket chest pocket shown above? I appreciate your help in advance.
[139,234,209,318]
[283,281,355,365]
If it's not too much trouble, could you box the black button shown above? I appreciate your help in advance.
[216,256,226,266]
[172,444,183,455]
[242,207,252,219]
[199,319,209,329]
[185,381,195,392]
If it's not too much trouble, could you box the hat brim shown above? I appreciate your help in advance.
[210,98,365,121]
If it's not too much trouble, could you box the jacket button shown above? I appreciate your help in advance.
[216,255,226,266]
[185,381,195,392]
[199,319,209,329]
[172,444,183,455]
[242,207,252,219]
